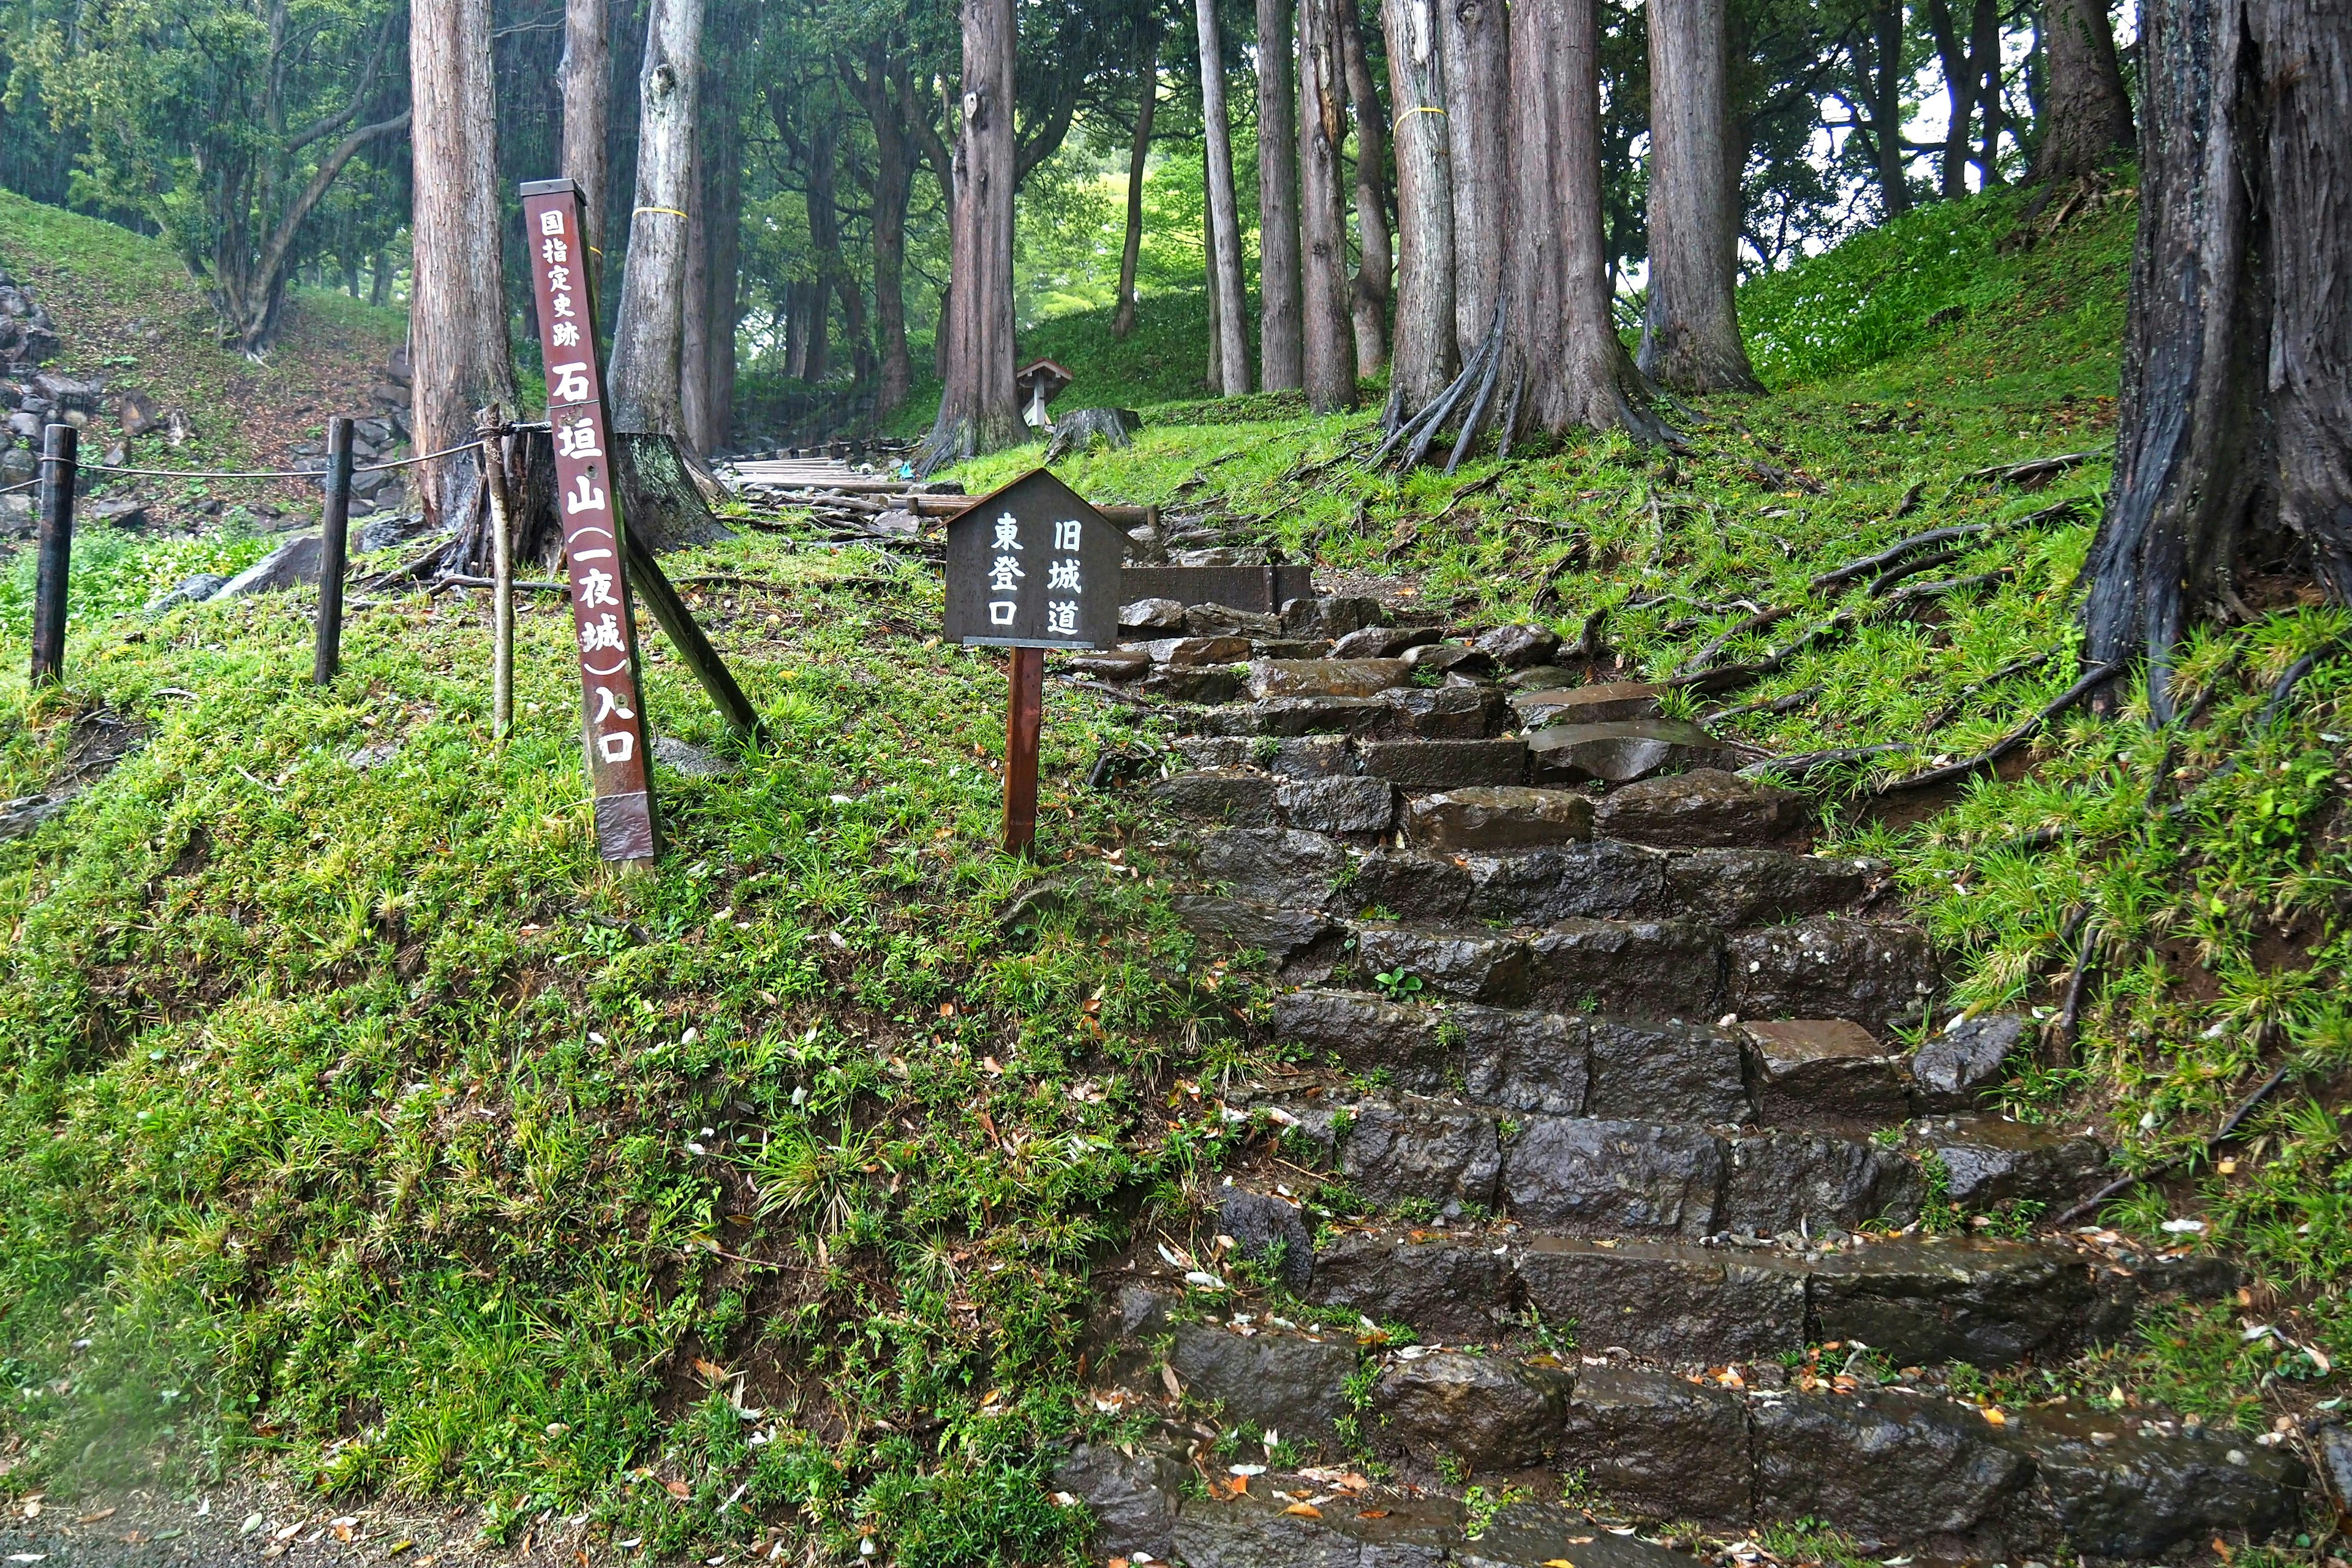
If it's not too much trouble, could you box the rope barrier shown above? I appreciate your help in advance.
[65,435,504,484]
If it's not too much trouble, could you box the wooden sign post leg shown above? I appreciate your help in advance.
[1003,646,1045,855]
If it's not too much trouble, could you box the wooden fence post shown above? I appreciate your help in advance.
[1003,646,1045,854]
[312,417,354,685]
[484,425,516,739]
[29,423,77,686]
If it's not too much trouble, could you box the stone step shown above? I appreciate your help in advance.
[1527,719,1741,786]
[1193,826,1887,930]
[1272,989,1996,1125]
[1259,1092,2104,1237]
[1196,687,1509,741]
[1082,1303,2301,1560]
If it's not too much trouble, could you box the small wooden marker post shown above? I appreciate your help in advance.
[312,416,354,685]
[943,469,1124,854]
[483,421,516,740]
[29,422,76,685]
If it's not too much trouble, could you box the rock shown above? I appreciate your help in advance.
[4,410,37,440]
[1594,767,1807,848]
[1308,1229,1512,1340]
[31,369,102,409]
[1808,1236,2095,1366]
[1338,1098,1504,1211]
[1272,989,1453,1087]
[1511,681,1668,727]
[85,496,149,531]
[1908,1117,2106,1210]
[1664,848,1874,926]
[1375,685,1507,740]
[1176,737,1254,770]
[1068,649,1151,680]
[1518,1239,1806,1365]
[2316,1420,2352,1525]
[652,736,741,778]
[1401,642,1494,679]
[1526,719,1738,785]
[1584,1016,1751,1123]
[1156,769,1281,826]
[1403,786,1595,852]
[1246,658,1412,699]
[0,493,29,535]
[355,514,434,553]
[1171,1489,1453,1567]
[1348,850,1473,923]
[1281,595,1382,639]
[1212,1183,1316,1288]
[1524,918,1723,1020]
[355,417,394,445]
[1751,1391,2032,1550]
[116,388,160,436]
[1221,695,1393,736]
[2007,1406,2305,1559]
[145,573,228,612]
[1354,924,1531,1005]
[1269,734,1353,778]
[1454,1005,1593,1115]
[1278,775,1398,835]
[1464,841,1676,924]
[1187,603,1286,639]
[1743,1019,1909,1124]
[1049,1441,1183,1562]
[214,533,325,597]
[1910,1014,2026,1110]
[368,380,412,407]
[1333,624,1442,659]
[1142,665,1244,704]
[1197,827,1348,907]
[1558,1365,1752,1523]
[1166,1320,1357,1440]
[1725,918,1942,1037]
[1506,665,1582,692]
[1355,737,1528,790]
[1377,1351,1571,1474]
[1719,1129,1923,1234]
[1502,1117,1724,1235]
[1473,624,1563,669]
[347,742,402,771]
[1170,546,1270,567]
[1142,634,1251,666]
[0,795,64,842]
[1174,896,1333,961]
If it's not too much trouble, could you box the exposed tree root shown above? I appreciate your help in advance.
[1874,661,2122,794]
[2053,1058,2295,1227]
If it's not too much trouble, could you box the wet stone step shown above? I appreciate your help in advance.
[1726,916,1942,1037]
[1508,679,1669,725]
[1247,657,1414,699]
[1341,840,1880,928]
[1592,767,1809,848]
[1155,770,1401,835]
[1527,718,1743,785]
[1356,736,1529,789]
[1197,687,1507,740]
[1401,786,1594,851]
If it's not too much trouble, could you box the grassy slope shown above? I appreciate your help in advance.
[1,183,2346,1562]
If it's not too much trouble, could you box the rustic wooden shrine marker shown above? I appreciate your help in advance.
[943,469,1125,854]
[520,178,661,864]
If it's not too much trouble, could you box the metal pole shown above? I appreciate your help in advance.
[1003,646,1045,854]
[485,427,516,740]
[312,417,353,685]
[29,423,77,685]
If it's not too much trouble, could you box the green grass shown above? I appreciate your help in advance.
[2,177,2347,1562]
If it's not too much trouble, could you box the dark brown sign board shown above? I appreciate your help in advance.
[520,177,660,865]
[943,469,1127,853]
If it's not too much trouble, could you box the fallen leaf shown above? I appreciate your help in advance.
[1356,1509,1391,1520]
[664,1479,693,1499]
[1543,1560,1577,1567]
[1285,1503,1322,1518]
[691,1357,728,1381]
[1160,1365,1182,1400]
[1981,1407,2008,1427]
[386,1541,415,1557]
[76,1509,116,1525]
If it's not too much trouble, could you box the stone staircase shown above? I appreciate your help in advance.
[1054,594,2306,1566]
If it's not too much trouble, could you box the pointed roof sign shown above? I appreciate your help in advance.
[943,468,1125,650]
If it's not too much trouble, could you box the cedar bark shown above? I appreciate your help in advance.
[1204,146,1224,391]
[1638,0,1761,393]
[1196,0,1253,393]
[1922,0,1973,198]
[704,131,741,445]
[608,0,704,440]
[1968,0,2005,184]
[1297,0,1357,410]
[1338,0,1391,377]
[1854,0,1909,218]
[1382,0,1454,409]
[1440,0,1506,353]
[2081,0,2352,717]
[1256,0,1305,391]
[559,0,612,260]
[2029,0,2133,184]
[840,47,918,409]
[681,130,713,451]
[408,0,516,529]
[920,0,1023,471]
[1112,16,1162,339]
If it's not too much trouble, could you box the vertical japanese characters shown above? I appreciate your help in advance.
[977,510,1090,641]
[520,179,660,861]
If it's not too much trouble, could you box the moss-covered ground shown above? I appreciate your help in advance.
[1,178,2347,1562]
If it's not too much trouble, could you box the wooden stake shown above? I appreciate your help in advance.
[1003,646,1044,854]
[29,422,76,686]
[484,425,516,739]
[312,417,353,685]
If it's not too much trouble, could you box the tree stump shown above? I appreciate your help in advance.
[447,428,729,576]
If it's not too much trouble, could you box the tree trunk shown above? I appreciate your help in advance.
[1338,0,1392,377]
[1256,0,1305,391]
[560,0,612,261]
[1638,0,1761,393]
[704,129,741,447]
[842,46,918,411]
[370,247,390,306]
[1441,0,1507,353]
[409,0,516,528]
[1383,0,1454,410]
[1205,149,1225,393]
[681,130,714,453]
[1112,42,1159,340]
[607,0,703,440]
[1298,0,1357,411]
[1968,0,2006,185]
[801,115,845,386]
[2029,0,2133,184]
[1923,0,1973,198]
[1196,0,1253,394]
[1860,0,1909,217]
[919,0,1023,472]
[2079,0,2352,718]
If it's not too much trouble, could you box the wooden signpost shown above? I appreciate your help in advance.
[943,469,1125,854]
[520,177,660,865]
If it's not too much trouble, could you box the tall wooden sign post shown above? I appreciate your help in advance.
[944,470,1125,854]
[519,177,660,865]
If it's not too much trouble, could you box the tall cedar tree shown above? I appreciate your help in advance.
[1196,0,1251,393]
[560,0,612,259]
[1383,0,1455,410]
[921,0,1022,471]
[1297,0,1357,410]
[1256,0,1305,391]
[1441,0,1507,352]
[1338,0,1392,376]
[1110,12,1163,339]
[2081,0,2352,715]
[2027,0,2133,185]
[608,0,704,440]
[409,0,516,527]
[1638,0,1761,392]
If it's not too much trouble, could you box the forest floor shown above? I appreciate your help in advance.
[1,175,2348,1567]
